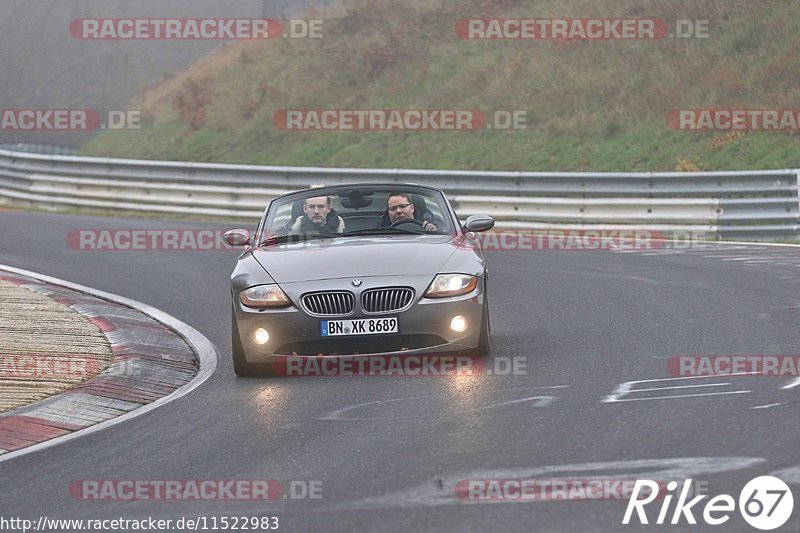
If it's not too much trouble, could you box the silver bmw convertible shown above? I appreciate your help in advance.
[224,183,495,376]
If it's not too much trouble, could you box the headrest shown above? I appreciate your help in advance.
[411,194,428,215]
[291,200,304,220]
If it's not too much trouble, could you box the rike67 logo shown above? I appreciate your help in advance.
[623,476,793,530]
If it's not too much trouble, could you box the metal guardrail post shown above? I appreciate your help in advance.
[796,169,800,240]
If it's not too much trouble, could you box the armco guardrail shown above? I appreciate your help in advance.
[0,143,78,156]
[0,149,798,240]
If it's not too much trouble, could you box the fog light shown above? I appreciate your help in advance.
[450,316,467,333]
[254,328,269,345]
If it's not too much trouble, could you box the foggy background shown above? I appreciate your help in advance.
[0,0,335,147]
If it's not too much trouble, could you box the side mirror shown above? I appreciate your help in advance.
[223,229,251,247]
[463,215,495,233]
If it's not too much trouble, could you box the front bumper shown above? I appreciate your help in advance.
[233,275,485,362]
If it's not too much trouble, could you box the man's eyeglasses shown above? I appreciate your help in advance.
[388,203,412,212]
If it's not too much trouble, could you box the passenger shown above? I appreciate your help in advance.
[288,195,345,235]
[379,192,441,232]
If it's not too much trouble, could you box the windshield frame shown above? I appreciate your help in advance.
[255,184,460,245]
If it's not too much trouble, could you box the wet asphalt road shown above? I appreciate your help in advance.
[0,209,798,532]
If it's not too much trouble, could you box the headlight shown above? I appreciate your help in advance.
[424,274,478,298]
[239,285,292,309]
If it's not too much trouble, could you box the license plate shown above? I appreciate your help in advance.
[321,317,399,336]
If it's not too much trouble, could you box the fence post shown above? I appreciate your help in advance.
[796,169,800,241]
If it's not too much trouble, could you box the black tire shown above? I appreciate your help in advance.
[231,310,277,377]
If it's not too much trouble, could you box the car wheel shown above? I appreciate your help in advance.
[231,309,277,377]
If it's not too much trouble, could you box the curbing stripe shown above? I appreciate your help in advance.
[25,394,141,427]
[104,330,190,351]
[0,264,218,462]
[69,303,152,321]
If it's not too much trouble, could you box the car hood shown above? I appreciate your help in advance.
[251,235,461,283]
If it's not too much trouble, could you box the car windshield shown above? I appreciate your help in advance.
[258,186,455,244]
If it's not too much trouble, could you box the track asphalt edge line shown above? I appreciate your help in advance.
[0,263,218,463]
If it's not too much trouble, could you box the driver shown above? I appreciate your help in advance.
[380,192,441,232]
[288,195,345,235]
